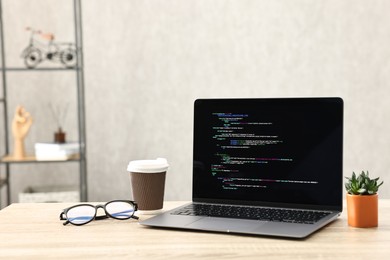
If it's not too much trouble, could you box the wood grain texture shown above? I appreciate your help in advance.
[0,201,389,259]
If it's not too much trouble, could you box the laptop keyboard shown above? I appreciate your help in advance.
[171,204,332,224]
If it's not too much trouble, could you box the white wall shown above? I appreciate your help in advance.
[1,0,389,205]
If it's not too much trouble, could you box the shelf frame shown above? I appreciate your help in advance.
[1,154,81,164]
[0,67,82,71]
[0,0,87,207]
[0,0,11,207]
[73,0,88,203]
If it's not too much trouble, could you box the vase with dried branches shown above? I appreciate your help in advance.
[50,102,69,143]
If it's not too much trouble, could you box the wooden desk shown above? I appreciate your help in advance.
[0,201,389,259]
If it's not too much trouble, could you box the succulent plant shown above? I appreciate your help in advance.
[345,171,383,195]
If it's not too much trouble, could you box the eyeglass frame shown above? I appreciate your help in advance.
[60,200,139,226]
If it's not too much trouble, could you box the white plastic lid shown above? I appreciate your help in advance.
[127,158,169,173]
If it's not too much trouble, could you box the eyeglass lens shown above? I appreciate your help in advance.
[67,205,95,225]
[106,201,135,219]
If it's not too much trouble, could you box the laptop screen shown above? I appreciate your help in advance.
[193,98,343,210]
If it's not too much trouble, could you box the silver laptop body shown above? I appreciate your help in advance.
[141,98,343,238]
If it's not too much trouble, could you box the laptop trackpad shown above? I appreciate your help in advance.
[186,217,266,232]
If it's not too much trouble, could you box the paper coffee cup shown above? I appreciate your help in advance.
[127,158,169,211]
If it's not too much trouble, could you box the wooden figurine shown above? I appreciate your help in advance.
[12,105,33,159]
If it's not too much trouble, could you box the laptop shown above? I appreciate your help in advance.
[141,97,343,238]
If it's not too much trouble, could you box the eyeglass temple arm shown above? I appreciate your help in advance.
[60,211,109,224]
[60,212,70,226]
[132,202,139,219]
[95,215,139,220]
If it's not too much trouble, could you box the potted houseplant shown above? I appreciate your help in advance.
[345,171,383,227]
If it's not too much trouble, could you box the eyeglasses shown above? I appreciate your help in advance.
[60,200,139,226]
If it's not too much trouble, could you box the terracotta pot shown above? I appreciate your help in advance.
[346,193,378,228]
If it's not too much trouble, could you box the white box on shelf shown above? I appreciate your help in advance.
[34,142,80,161]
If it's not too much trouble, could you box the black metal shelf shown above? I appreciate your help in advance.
[0,159,81,164]
[0,154,81,164]
[0,178,6,188]
[0,0,87,208]
[0,67,81,71]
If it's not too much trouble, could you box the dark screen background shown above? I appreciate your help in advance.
[193,98,343,208]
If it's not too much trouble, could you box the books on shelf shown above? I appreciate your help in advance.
[34,142,80,161]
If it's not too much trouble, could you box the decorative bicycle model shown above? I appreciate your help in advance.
[21,27,77,69]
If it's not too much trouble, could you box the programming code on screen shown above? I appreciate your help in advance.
[210,112,318,191]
